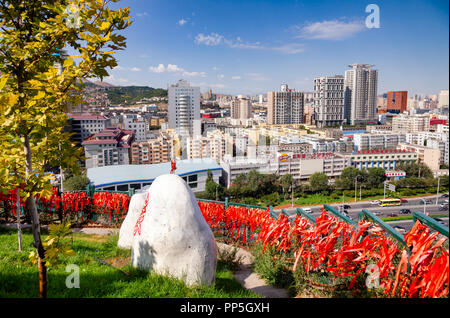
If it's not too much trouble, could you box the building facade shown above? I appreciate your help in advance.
[231,95,252,120]
[267,84,304,125]
[130,136,171,165]
[344,64,378,125]
[344,148,418,171]
[66,113,110,146]
[386,91,408,113]
[82,128,134,169]
[313,75,345,127]
[168,79,201,138]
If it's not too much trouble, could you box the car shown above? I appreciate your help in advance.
[373,211,382,216]
[439,204,449,211]
[340,204,351,210]
[400,199,408,203]
[393,226,406,234]
[370,200,380,205]
[387,213,398,217]
[303,207,312,213]
[420,198,432,204]
[399,208,411,214]
[440,193,449,198]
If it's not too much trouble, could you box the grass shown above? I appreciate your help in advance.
[381,214,449,222]
[0,227,258,298]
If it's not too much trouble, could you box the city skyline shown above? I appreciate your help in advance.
[100,0,449,96]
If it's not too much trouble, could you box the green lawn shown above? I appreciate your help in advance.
[0,227,257,298]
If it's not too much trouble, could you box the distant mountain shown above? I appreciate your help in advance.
[93,80,114,87]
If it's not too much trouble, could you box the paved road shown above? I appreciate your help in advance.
[273,193,449,234]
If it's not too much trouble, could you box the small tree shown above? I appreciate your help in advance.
[365,167,386,188]
[280,174,294,199]
[309,172,329,192]
[0,0,131,298]
[63,174,91,191]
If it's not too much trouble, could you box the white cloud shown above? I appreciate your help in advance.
[113,65,142,72]
[136,12,148,17]
[231,76,241,80]
[178,18,188,26]
[294,20,365,40]
[195,33,224,46]
[148,64,206,77]
[149,64,166,73]
[195,33,304,54]
[212,66,219,71]
[218,74,225,79]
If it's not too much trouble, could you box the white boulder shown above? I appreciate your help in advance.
[131,174,217,286]
[117,191,147,249]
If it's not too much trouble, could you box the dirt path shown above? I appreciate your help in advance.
[216,243,290,298]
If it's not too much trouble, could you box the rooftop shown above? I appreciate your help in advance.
[87,158,222,187]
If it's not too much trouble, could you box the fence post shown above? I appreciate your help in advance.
[225,197,229,210]
[128,188,135,197]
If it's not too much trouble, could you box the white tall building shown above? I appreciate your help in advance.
[344,64,378,125]
[123,114,147,142]
[168,79,201,138]
[231,95,252,120]
[313,75,345,127]
[439,89,449,109]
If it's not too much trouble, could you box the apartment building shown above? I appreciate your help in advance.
[231,95,252,120]
[344,64,378,125]
[82,128,134,169]
[130,136,171,165]
[398,143,441,171]
[186,135,227,163]
[392,114,431,133]
[267,84,304,125]
[123,115,147,142]
[353,133,406,151]
[66,113,110,146]
[313,75,345,127]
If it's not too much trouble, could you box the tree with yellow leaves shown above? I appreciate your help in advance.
[0,0,131,298]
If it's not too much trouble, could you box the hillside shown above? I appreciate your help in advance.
[104,86,167,105]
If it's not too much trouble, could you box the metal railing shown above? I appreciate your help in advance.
[359,208,407,246]
[323,204,358,226]
[295,208,316,224]
[412,211,449,237]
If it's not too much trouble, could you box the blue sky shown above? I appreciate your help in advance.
[102,0,449,96]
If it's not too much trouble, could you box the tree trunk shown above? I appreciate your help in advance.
[24,134,47,298]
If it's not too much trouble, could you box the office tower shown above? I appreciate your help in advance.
[267,84,304,125]
[313,75,345,127]
[344,64,378,125]
[386,91,408,113]
[168,79,201,138]
[231,95,252,120]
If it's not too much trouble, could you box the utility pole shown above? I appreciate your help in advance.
[436,177,440,205]
[355,176,359,202]
[383,181,386,199]
[291,183,294,208]
[360,184,362,201]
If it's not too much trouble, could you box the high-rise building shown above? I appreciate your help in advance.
[168,79,201,138]
[386,91,408,113]
[344,64,378,125]
[267,84,304,125]
[313,75,345,127]
[439,89,449,110]
[231,95,252,120]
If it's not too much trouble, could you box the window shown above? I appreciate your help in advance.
[117,184,128,191]
[188,175,197,182]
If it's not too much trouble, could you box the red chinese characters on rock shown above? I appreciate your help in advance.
[133,193,150,236]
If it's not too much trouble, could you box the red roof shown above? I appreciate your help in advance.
[82,139,118,145]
